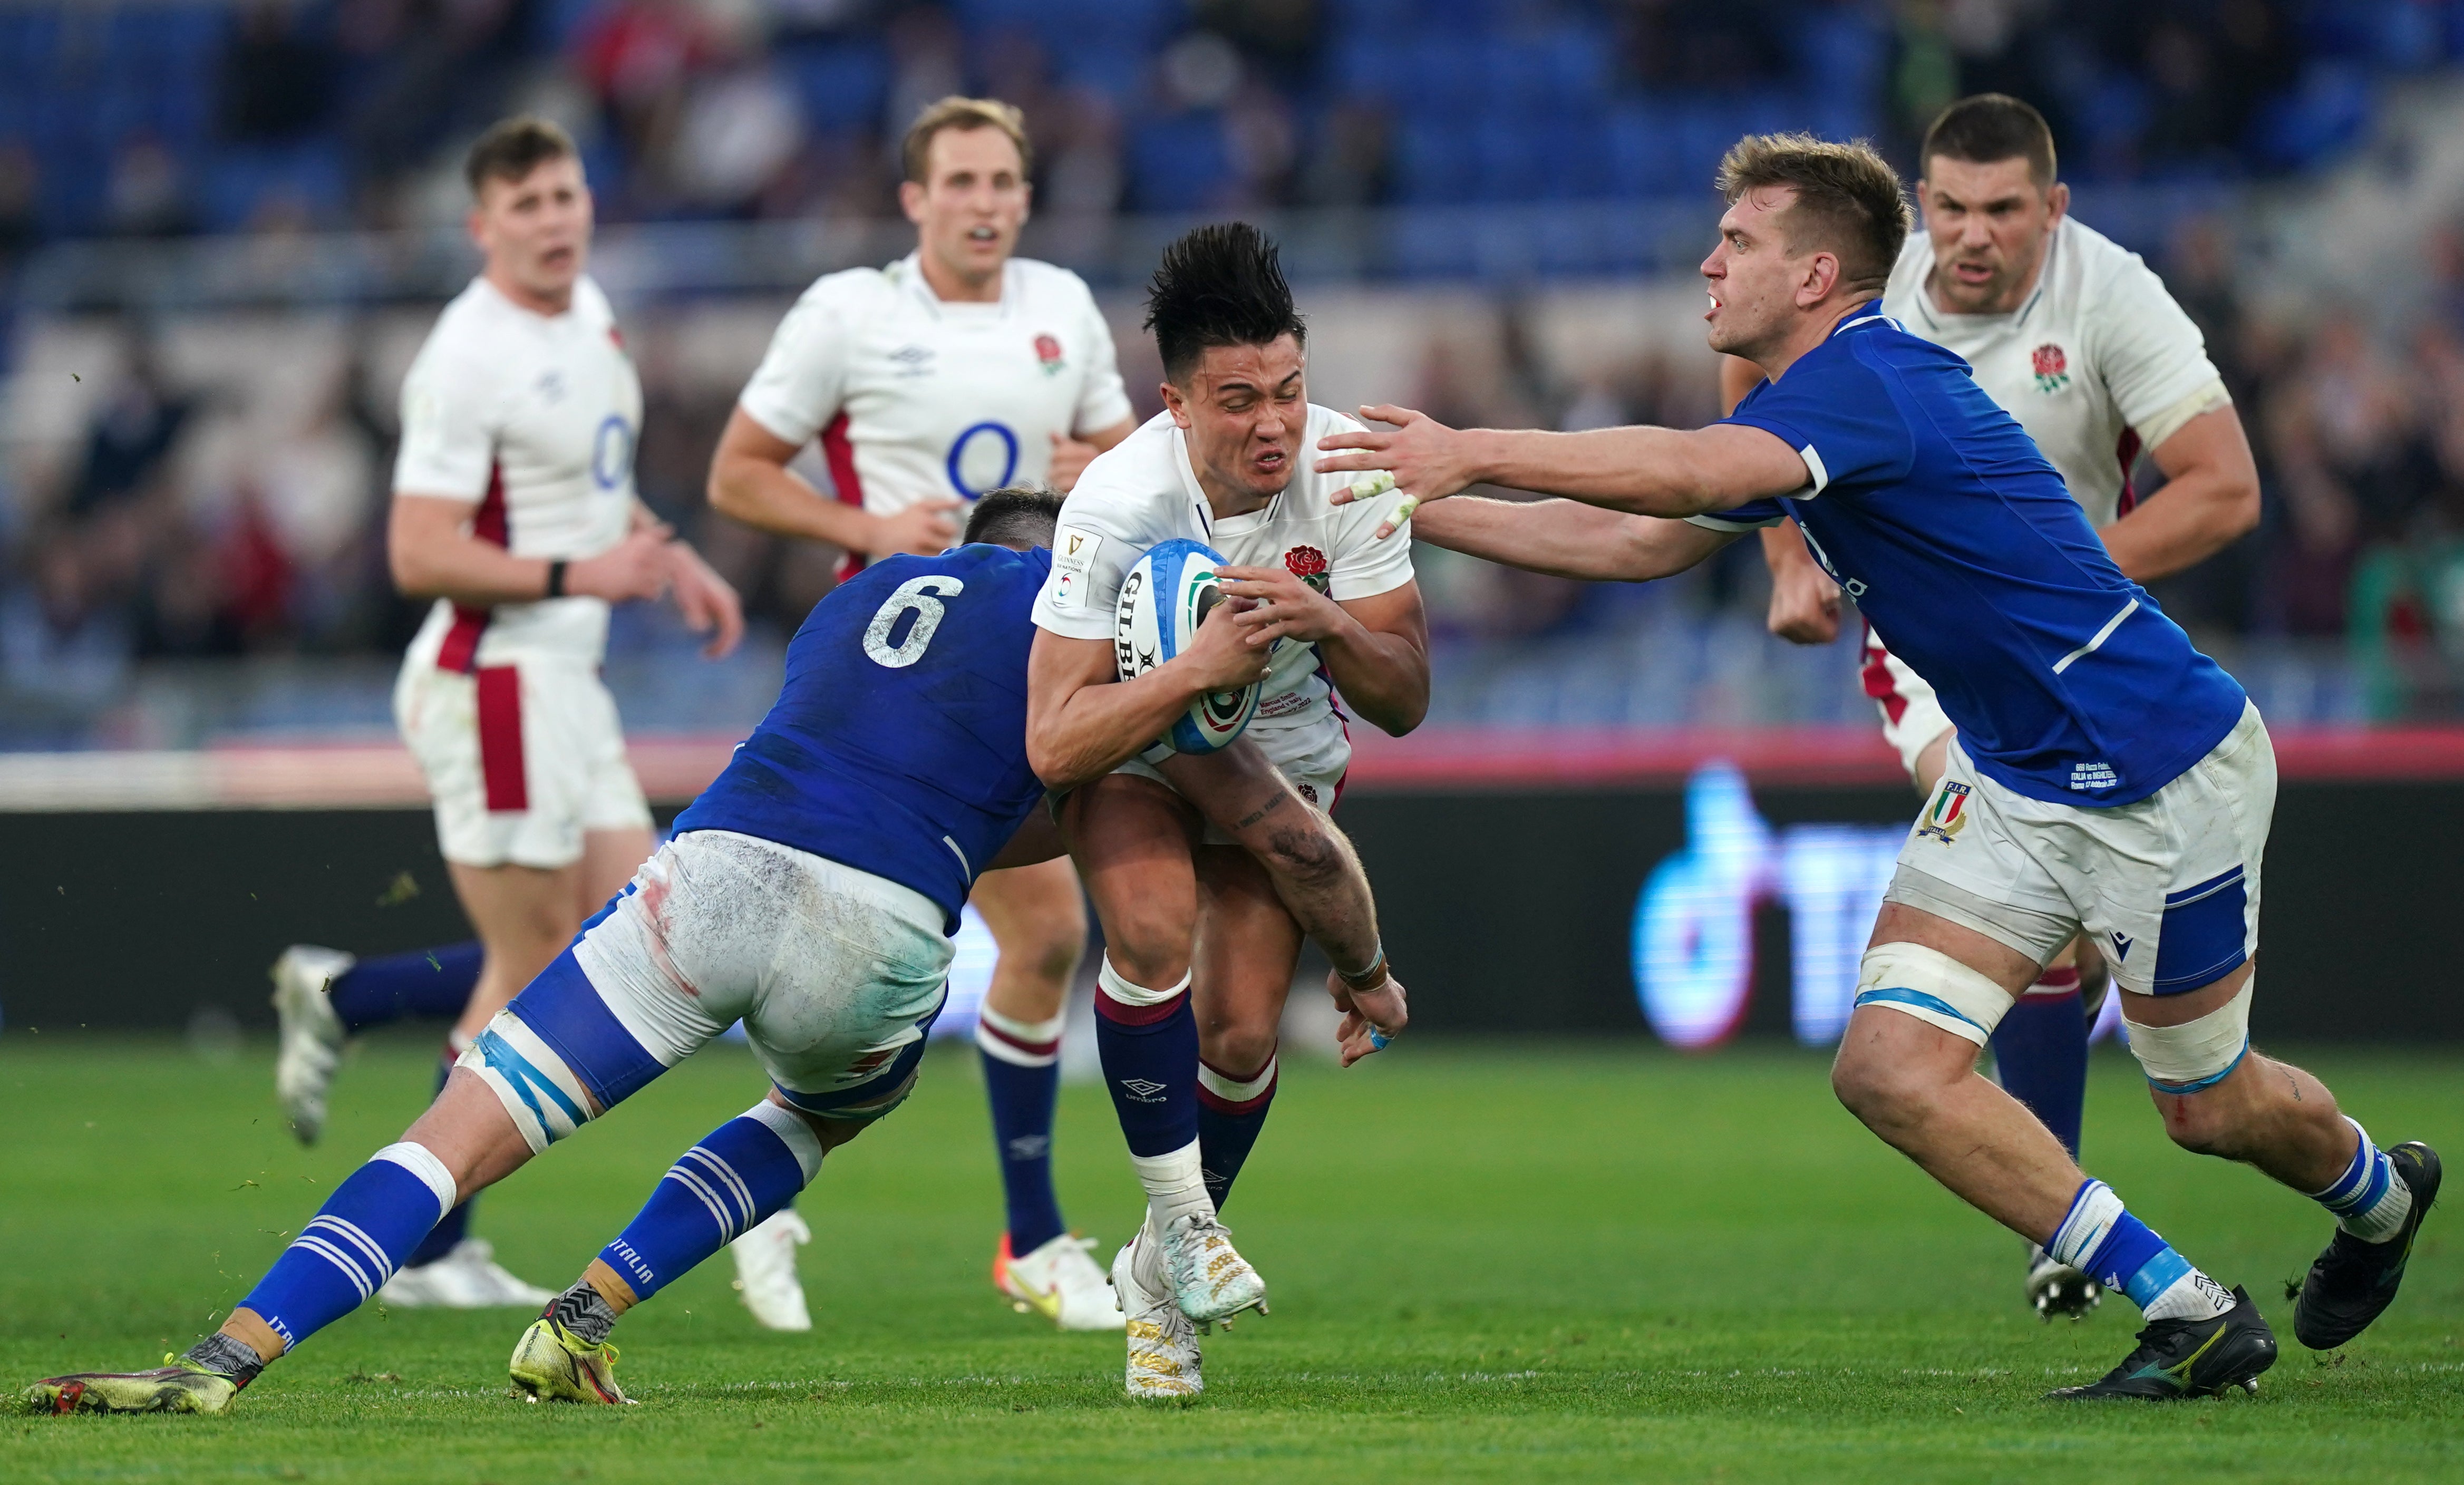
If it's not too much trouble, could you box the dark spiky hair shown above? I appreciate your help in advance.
[1143,222,1307,383]
[963,485,1066,549]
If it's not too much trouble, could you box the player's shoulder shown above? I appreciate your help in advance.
[1004,255,1102,308]
[408,279,517,380]
[790,262,904,320]
[2051,216,2170,303]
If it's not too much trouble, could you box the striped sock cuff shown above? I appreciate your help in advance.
[2044,1178,2126,1272]
[977,1004,1066,1067]
[745,1098,826,1185]
[372,1141,459,1223]
[1197,1049,1278,1114]
[2312,1118,2389,1213]
[1097,957,1191,1026]
[2022,965,2082,998]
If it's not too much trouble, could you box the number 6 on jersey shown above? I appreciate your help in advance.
[865,576,964,668]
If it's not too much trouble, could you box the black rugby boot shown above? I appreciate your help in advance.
[2046,1284,2276,1401]
[2295,1140,2441,1351]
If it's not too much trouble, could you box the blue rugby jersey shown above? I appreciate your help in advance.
[1695,313,2247,807]
[672,545,1052,930]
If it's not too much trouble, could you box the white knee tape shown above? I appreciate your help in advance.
[1854,943,2015,1047]
[2123,982,2253,1094]
[373,1141,460,1222]
[1098,956,1190,1008]
[455,1009,599,1154]
[746,1098,826,1184]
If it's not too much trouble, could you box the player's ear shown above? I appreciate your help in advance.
[1798,250,1838,307]
[2045,179,2070,227]
[1159,378,1191,429]
[898,179,927,226]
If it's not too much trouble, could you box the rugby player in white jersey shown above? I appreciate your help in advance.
[1024,222,1424,1397]
[705,97,1138,1331]
[1728,95,2261,1321]
[271,118,743,1309]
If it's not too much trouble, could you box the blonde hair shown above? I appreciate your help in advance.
[1715,133,1913,295]
[900,96,1032,185]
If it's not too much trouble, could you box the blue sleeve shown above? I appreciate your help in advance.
[1715,345,1914,502]
[1684,498,1788,532]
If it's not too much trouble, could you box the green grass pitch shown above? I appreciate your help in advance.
[2,1033,2457,1482]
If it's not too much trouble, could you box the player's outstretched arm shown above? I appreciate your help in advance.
[1410,494,1740,581]
[1155,742,1406,1064]
[1024,606,1270,789]
[705,407,961,558]
[1317,404,1810,525]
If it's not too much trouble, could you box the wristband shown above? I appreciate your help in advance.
[545,560,568,599]
[1336,947,1388,992]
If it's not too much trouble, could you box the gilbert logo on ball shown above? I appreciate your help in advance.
[1114,537,1260,754]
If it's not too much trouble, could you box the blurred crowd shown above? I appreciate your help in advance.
[9,0,2464,730]
[0,0,2451,262]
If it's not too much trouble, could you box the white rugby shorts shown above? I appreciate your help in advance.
[1860,624,1954,781]
[1115,715,1349,843]
[1884,701,2272,998]
[574,830,952,1115]
[394,655,650,870]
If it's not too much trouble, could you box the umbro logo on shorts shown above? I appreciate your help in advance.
[1119,1079,1168,1102]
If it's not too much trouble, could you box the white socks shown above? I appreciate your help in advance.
[2141,1269,2235,1323]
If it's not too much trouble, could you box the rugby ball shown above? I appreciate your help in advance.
[1115,537,1259,755]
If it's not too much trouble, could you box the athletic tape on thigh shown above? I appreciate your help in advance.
[2122,981,2253,1094]
[1852,942,2015,1047]
[457,1008,600,1153]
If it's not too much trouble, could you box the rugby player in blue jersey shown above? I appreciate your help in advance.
[1321,134,2437,1400]
[23,488,1404,1414]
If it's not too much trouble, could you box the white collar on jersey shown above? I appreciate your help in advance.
[890,251,1014,319]
[1831,310,1902,336]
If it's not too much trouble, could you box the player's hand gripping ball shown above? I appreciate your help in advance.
[1114,537,1262,754]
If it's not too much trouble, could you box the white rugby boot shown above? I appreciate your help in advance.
[731,1208,814,1331]
[996,1232,1127,1331]
[1159,1211,1267,1327]
[377,1239,556,1309]
[2025,1243,2103,1321]
[270,945,353,1145]
[1112,1228,1201,1399]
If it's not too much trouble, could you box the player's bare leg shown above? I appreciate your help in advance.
[969,857,1115,1329]
[1190,843,1304,1212]
[1910,725,2105,1317]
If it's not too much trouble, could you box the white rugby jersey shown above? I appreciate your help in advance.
[1031,404,1417,770]
[736,253,1133,516]
[395,275,641,671]
[1881,215,2227,528]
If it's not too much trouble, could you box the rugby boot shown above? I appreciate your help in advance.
[997,1232,1127,1332]
[1159,1212,1267,1328]
[24,1354,244,1416]
[732,1208,814,1332]
[271,944,353,1144]
[2046,1285,2275,1401]
[2024,1244,2103,1321]
[508,1317,633,1405]
[2295,1141,2441,1350]
[1112,1230,1201,1400]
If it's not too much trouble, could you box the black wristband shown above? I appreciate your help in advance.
[545,560,568,599]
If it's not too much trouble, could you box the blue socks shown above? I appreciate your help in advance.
[1991,965,2088,1159]
[1094,957,1213,1232]
[234,1142,459,1352]
[402,1054,473,1268]
[595,1102,821,1303]
[328,943,484,1034]
[1196,1045,1279,1212]
[975,1005,1068,1255]
[2313,1118,2416,1243]
[2046,1178,2230,1322]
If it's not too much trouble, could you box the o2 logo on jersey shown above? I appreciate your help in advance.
[946,421,1021,499]
[591,415,634,491]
